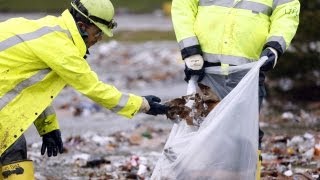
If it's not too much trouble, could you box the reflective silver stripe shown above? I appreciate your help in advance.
[199,0,234,7]
[199,0,272,16]
[203,53,252,65]
[267,36,286,52]
[273,0,294,9]
[178,37,199,50]
[0,26,71,52]
[0,69,51,110]
[110,93,130,113]
[235,1,272,16]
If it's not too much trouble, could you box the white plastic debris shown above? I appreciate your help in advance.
[278,78,294,91]
[303,132,314,140]
[287,136,304,147]
[72,153,91,161]
[281,111,295,121]
[284,170,293,176]
[91,135,115,146]
[130,155,139,167]
[137,164,148,177]
[302,148,315,161]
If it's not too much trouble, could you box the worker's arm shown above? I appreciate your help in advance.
[171,0,205,82]
[52,55,141,118]
[34,106,63,157]
[171,0,201,59]
[264,0,300,55]
[260,0,300,71]
[32,37,142,118]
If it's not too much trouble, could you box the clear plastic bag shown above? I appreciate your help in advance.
[151,58,267,180]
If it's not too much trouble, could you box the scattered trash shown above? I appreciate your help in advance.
[83,158,111,168]
[25,41,319,178]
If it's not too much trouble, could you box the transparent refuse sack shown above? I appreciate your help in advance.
[151,58,267,180]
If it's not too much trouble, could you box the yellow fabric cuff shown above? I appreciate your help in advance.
[34,114,60,136]
[117,94,143,118]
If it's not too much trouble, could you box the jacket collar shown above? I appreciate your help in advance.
[61,9,87,58]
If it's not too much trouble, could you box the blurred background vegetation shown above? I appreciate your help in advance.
[0,0,167,13]
[270,1,320,102]
[0,0,319,103]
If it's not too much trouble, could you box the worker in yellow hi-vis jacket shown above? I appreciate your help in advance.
[171,0,300,179]
[0,0,168,179]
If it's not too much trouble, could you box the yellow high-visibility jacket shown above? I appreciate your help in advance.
[0,10,143,155]
[171,0,300,64]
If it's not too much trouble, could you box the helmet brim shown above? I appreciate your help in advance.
[70,1,114,37]
[94,22,113,37]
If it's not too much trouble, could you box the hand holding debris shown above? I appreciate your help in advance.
[142,95,169,116]
[164,83,220,126]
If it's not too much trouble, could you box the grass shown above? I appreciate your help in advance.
[0,0,69,12]
[112,0,170,14]
[0,0,170,13]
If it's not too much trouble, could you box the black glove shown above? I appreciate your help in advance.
[184,65,205,82]
[260,47,278,72]
[41,129,63,157]
[143,95,169,116]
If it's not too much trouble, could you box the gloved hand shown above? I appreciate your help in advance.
[140,95,169,116]
[184,54,205,82]
[41,129,63,157]
[260,47,278,71]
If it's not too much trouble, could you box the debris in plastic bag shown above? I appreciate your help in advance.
[152,60,264,179]
[164,83,220,126]
[165,95,192,123]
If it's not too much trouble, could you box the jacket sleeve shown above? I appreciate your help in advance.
[31,35,142,119]
[34,106,59,136]
[264,0,300,55]
[171,0,202,59]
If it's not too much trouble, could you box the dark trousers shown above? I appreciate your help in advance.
[0,134,27,166]
[258,72,266,150]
